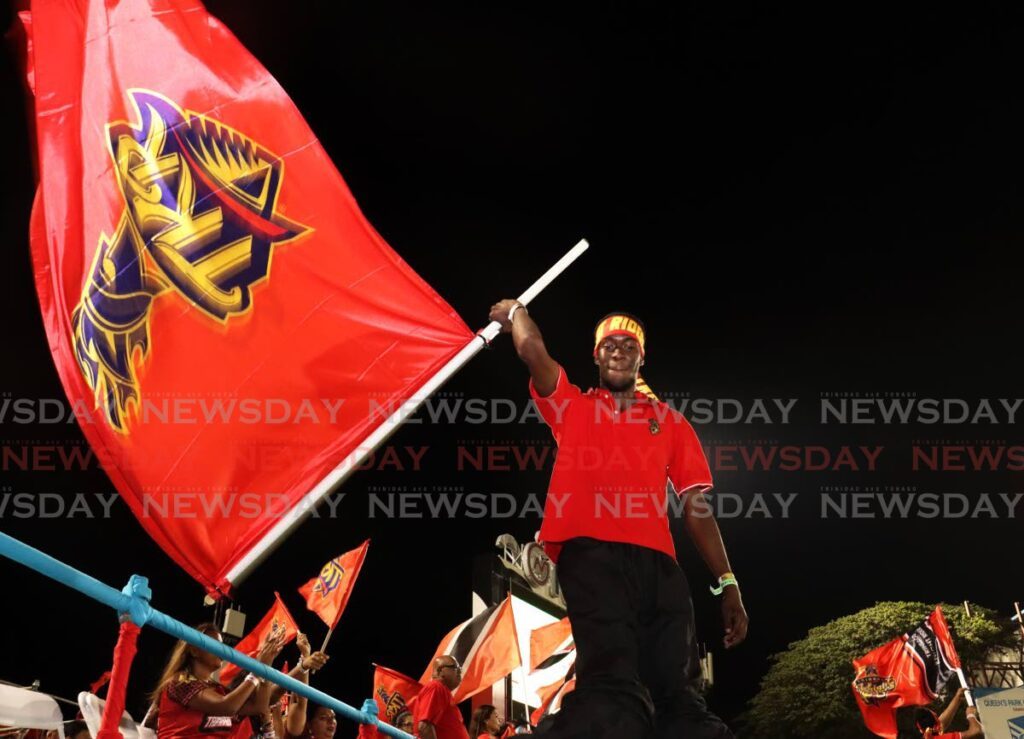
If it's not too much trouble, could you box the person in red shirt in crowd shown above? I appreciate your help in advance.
[488,302,749,739]
[150,623,286,739]
[468,705,510,738]
[408,656,469,739]
[907,688,984,739]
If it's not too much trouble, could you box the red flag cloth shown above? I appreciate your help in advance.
[219,593,298,686]
[22,0,473,595]
[298,541,370,630]
[372,665,423,725]
[96,620,141,739]
[529,617,573,672]
[851,607,962,738]
[531,673,576,726]
[421,595,522,704]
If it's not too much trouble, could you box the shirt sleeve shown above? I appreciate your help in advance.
[165,677,210,708]
[529,365,581,444]
[410,681,449,728]
[668,414,713,496]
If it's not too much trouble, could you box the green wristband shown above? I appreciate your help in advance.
[710,577,738,596]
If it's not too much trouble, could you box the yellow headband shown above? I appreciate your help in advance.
[593,315,646,357]
[593,315,657,401]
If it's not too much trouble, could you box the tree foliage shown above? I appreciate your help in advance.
[740,601,1016,738]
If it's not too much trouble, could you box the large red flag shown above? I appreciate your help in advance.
[421,595,522,704]
[21,0,473,595]
[851,607,962,738]
[298,541,370,630]
[219,593,299,686]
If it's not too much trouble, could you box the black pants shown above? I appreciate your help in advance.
[535,538,734,739]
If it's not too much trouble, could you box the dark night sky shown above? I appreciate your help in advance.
[1,0,1022,731]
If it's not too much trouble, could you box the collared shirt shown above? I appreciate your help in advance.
[530,365,713,562]
[408,680,469,739]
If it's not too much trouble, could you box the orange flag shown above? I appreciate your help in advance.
[372,665,423,725]
[298,541,370,630]
[530,617,573,671]
[421,594,522,703]
[220,593,298,685]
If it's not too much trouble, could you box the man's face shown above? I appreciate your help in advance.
[436,657,463,690]
[595,334,644,391]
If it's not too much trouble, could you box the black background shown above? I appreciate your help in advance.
[1,0,1022,731]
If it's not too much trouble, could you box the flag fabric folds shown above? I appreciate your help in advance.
[531,665,577,726]
[372,665,423,726]
[529,617,573,672]
[219,593,298,686]
[421,595,522,703]
[298,541,370,630]
[851,607,962,738]
[21,0,473,595]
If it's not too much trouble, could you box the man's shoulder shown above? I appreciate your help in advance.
[419,679,451,699]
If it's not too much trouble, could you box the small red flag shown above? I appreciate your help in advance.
[851,607,962,738]
[298,541,370,630]
[372,665,423,725]
[220,593,298,686]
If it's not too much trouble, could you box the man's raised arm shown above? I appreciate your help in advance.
[489,299,559,396]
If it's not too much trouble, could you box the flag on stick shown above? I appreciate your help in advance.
[851,607,963,738]
[421,595,522,703]
[21,0,473,596]
[219,593,298,686]
[298,541,370,633]
[372,665,423,726]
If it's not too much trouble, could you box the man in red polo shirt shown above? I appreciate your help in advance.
[488,301,748,739]
[408,656,470,739]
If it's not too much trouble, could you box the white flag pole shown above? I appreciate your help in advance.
[224,239,590,589]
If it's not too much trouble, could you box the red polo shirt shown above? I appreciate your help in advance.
[530,365,713,562]
[407,680,468,739]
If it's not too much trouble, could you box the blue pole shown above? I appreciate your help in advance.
[0,532,413,739]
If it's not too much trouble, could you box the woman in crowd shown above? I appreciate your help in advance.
[305,706,337,739]
[150,623,285,739]
[468,706,506,738]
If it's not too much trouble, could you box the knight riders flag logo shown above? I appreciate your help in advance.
[851,607,963,738]
[219,593,299,686]
[21,0,473,594]
[298,541,370,630]
[73,91,308,431]
[371,665,423,725]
